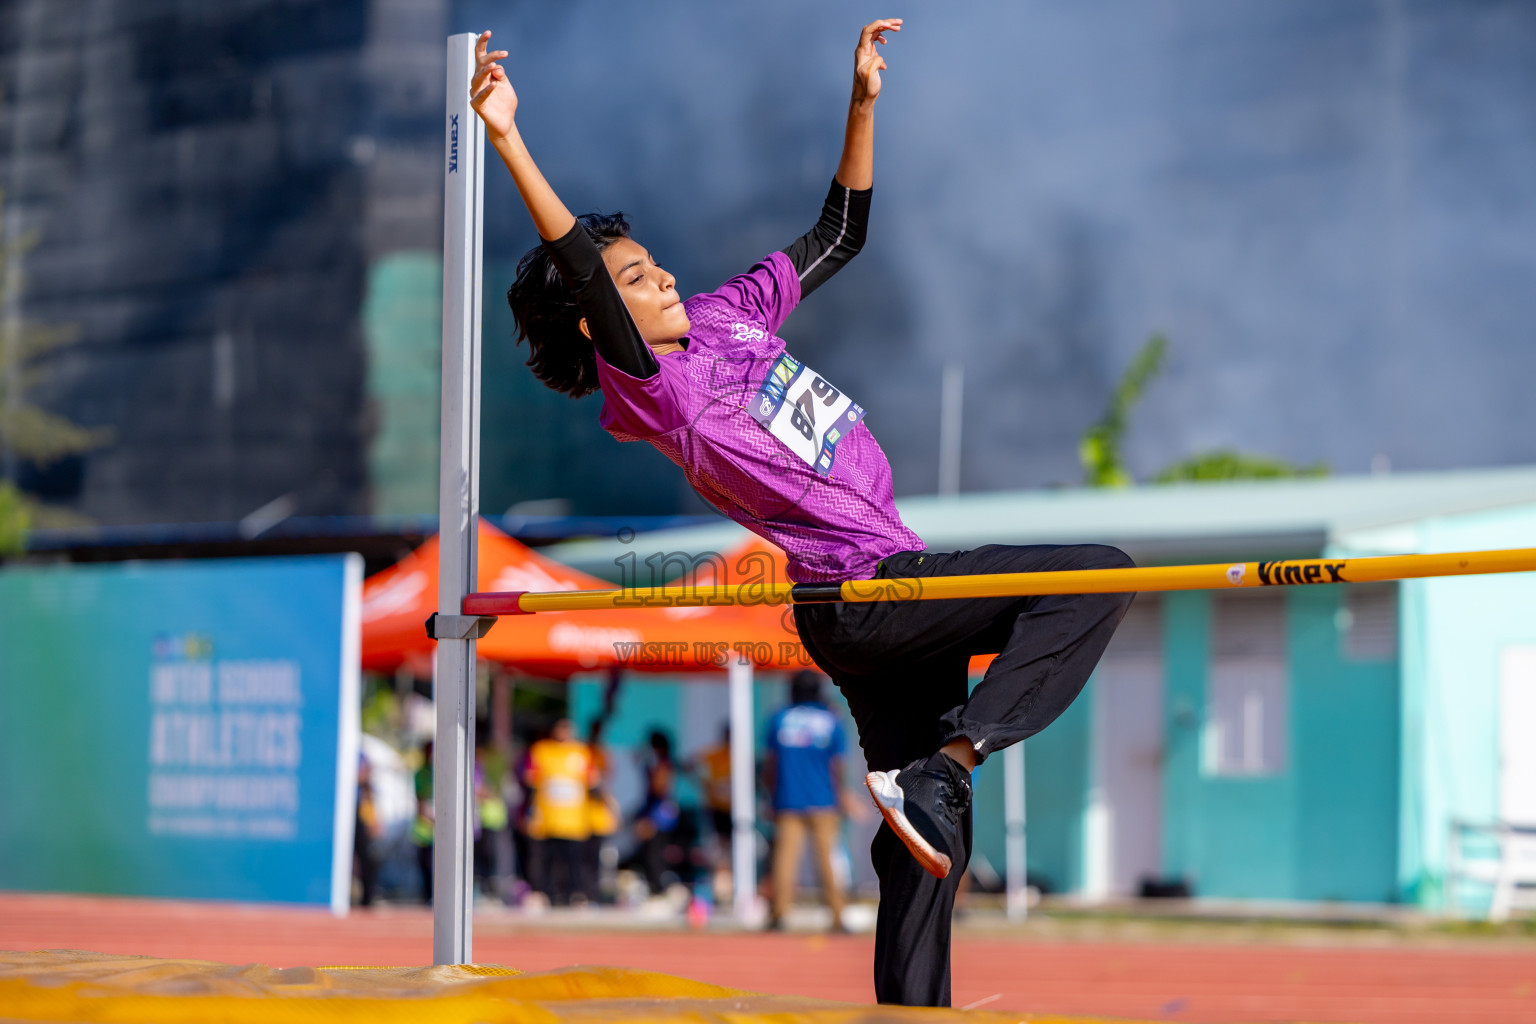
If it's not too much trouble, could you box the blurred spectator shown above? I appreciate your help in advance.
[523,718,596,905]
[765,671,847,932]
[633,728,682,895]
[412,740,434,903]
[474,744,511,900]
[583,720,621,902]
[690,723,735,901]
[355,733,421,902]
[353,751,380,906]
[512,741,533,898]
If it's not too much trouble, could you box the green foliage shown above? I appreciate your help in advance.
[360,683,401,739]
[1079,332,1329,488]
[0,186,110,554]
[1154,450,1329,483]
[0,480,28,555]
[1080,333,1167,488]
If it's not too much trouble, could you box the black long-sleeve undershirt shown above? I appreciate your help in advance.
[784,179,872,298]
[543,179,871,381]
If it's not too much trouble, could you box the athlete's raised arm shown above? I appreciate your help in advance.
[470,31,574,242]
[837,18,898,191]
[471,31,660,382]
[784,18,901,297]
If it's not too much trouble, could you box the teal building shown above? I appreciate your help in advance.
[547,466,1536,907]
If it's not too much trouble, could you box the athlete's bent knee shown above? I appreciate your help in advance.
[1076,544,1135,571]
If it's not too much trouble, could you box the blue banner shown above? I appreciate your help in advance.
[0,555,361,910]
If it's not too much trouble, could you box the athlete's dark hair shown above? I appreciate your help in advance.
[506,212,632,398]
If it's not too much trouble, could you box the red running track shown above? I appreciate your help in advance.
[3,894,1535,1023]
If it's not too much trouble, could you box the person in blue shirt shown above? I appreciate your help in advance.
[765,671,848,931]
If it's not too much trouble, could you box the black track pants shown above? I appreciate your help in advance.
[793,544,1135,1006]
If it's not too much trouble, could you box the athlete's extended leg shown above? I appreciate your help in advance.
[870,792,971,1005]
[933,545,1136,757]
[860,545,1133,880]
[794,543,1133,1006]
[798,544,1135,764]
[788,636,972,1003]
[860,650,972,1005]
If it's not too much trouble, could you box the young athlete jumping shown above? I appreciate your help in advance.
[470,20,1133,1006]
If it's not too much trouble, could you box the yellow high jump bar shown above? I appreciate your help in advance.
[461,546,1536,616]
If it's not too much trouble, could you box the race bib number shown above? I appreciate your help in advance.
[749,353,865,475]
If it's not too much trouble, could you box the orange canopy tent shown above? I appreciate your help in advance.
[360,520,806,678]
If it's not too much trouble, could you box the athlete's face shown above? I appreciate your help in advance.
[601,237,691,346]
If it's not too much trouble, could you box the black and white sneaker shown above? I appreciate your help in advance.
[865,752,971,879]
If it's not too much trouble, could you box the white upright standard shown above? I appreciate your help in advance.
[433,31,486,967]
[1004,740,1029,920]
[728,655,757,923]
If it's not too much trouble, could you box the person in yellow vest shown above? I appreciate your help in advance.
[523,718,596,905]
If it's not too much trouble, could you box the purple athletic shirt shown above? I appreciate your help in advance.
[593,251,925,583]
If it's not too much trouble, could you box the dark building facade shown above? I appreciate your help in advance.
[0,0,448,526]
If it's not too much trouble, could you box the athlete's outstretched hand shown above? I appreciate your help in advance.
[473,29,575,241]
[470,30,516,141]
[852,18,901,108]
